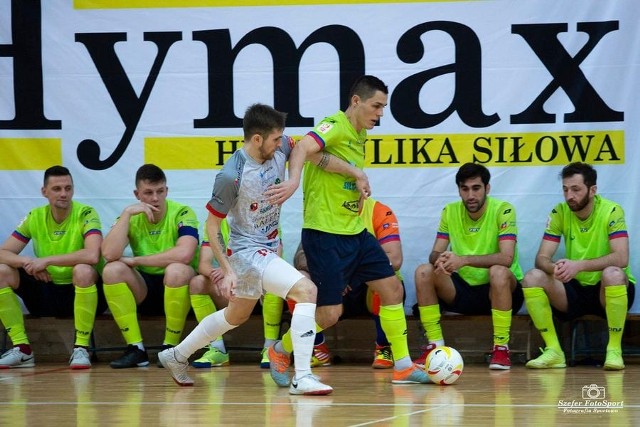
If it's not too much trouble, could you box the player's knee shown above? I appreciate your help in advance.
[414,263,435,288]
[601,266,627,286]
[72,264,98,286]
[521,268,546,288]
[101,260,129,282]
[0,264,18,286]
[163,263,194,286]
[188,274,208,294]
[287,278,317,303]
[488,265,512,290]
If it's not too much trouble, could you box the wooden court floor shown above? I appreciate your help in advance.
[1,359,639,426]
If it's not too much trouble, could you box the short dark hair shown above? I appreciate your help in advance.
[561,162,597,187]
[136,164,166,187]
[348,75,388,102]
[44,165,72,186]
[455,162,491,187]
[243,103,287,141]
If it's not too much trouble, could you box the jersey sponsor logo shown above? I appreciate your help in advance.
[343,181,356,191]
[468,227,480,232]
[503,208,512,215]
[150,230,162,235]
[317,122,333,134]
[342,200,359,213]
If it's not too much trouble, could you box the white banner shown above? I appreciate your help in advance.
[1,0,638,312]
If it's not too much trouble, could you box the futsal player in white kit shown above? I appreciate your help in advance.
[158,103,333,395]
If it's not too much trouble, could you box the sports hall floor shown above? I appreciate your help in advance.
[0,359,638,426]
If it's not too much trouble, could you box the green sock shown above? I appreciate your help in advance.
[492,308,512,346]
[103,282,142,345]
[605,285,628,352]
[190,294,215,323]
[190,294,224,344]
[164,285,191,346]
[523,287,561,351]
[0,287,29,345]
[418,304,443,343]
[379,303,410,362]
[263,293,284,342]
[74,285,98,347]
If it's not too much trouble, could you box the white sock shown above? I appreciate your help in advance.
[290,302,316,380]
[176,308,235,357]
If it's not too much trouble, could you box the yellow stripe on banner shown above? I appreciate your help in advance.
[363,130,625,168]
[0,139,62,170]
[145,136,246,170]
[146,130,624,170]
[75,0,467,9]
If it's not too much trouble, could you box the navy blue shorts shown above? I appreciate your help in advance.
[301,228,395,307]
[15,268,107,317]
[552,280,636,321]
[137,271,167,316]
[440,272,524,315]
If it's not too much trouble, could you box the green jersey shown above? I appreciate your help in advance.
[543,194,635,286]
[302,110,367,235]
[437,196,523,286]
[124,199,199,275]
[13,201,102,285]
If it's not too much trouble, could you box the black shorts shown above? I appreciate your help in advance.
[15,268,108,317]
[137,271,166,316]
[301,228,395,307]
[553,280,636,322]
[440,272,525,315]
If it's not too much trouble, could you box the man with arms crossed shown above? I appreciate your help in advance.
[523,162,635,370]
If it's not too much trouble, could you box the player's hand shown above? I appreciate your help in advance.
[23,258,48,276]
[355,170,371,199]
[120,256,137,268]
[208,267,224,284]
[214,270,237,300]
[265,179,299,205]
[124,202,159,223]
[553,259,580,283]
[434,252,455,275]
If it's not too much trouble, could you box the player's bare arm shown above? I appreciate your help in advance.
[451,239,516,271]
[555,236,630,283]
[0,236,30,269]
[123,234,197,269]
[534,238,560,276]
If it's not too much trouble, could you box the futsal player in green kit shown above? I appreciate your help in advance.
[0,165,107,369]
[523,162,635,370]
[266,75,429,384]
[101,164,199,368]
[413,162,524,370]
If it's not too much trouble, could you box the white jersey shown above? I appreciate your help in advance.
[206,135,295,298]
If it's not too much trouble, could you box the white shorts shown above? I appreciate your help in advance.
[229,248,304,299]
